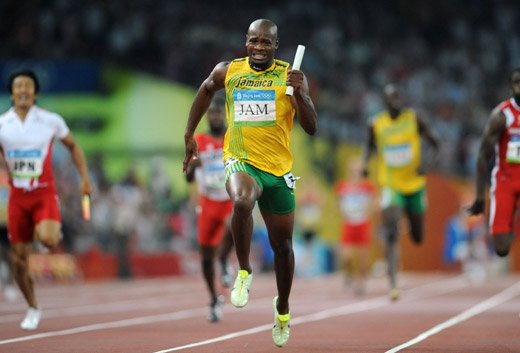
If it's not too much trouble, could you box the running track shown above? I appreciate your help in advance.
[0,272,519,352]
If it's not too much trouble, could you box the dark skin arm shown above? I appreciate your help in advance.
[183,62,229,173]
[185,158,202,183]
[362,121,376,177]
[416,113,440,174]
[60,132,93,196]
[467,106,506,215]
[287,69,318,136]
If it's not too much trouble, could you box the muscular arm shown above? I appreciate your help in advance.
[417,112,440,173]
[288,69,318,136]
[467,107,506,215]
[60,132,93,196]
[183,62,229,172]
[362,121,376,177]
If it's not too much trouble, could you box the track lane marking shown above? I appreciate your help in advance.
[153,276,469,352]
[385,280,520,353]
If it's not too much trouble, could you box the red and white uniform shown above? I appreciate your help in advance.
[0,106,69,243]
[489,98,520,235]
[335,180,375,246]
[194,133,232,246]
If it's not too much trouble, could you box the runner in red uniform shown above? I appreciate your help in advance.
[335,158,376,295]
[0,69,92,330]
[468,68,520,257]
[186,98,233,322]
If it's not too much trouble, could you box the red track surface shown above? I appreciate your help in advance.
[1,272,519,352]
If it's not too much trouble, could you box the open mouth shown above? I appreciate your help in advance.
[252,52,266,61]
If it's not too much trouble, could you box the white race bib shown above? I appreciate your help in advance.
[203,165,226,189]
[283,172,300,189]
[340,193,370,223]
[7,150,43,178]
[199,150,226,190]
[506,136,520,163]
[383,143,413,167]
[233,90,276,126]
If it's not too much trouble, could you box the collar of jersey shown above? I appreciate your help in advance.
[247,57,276,73]
[10,105,37,122]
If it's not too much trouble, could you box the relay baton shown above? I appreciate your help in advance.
[285,45,306,96]
[82,194,91,221]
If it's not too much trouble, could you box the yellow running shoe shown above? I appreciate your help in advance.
[389,287,401,301]
[272,296,290,347]
[230,270,253,308]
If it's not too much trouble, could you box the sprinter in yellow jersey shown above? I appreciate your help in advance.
[362,84,438,301]
[183,19,318,347]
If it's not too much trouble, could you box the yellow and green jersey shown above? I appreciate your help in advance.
[372,108,425,194]
[223,57,295,176]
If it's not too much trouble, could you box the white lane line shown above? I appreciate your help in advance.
[0,307,207,345]
[153,276,469,352]
[0,295,177,323]
[385,280,520,353]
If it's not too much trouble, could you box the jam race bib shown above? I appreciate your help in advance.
[233,90,276,126]
[383,143,413,167]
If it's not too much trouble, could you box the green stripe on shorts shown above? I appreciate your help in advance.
[225,159,248,181]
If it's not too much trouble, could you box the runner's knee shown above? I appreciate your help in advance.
[271,239,293,257]
[38,231,62,249]
[383,223,399,243]
[9,249,27,270]
[233,196,255,216]
[201,257,213,272]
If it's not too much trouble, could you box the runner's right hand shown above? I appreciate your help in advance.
[183,136,198,173]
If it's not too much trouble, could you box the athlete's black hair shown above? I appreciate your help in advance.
[7,69,40,94]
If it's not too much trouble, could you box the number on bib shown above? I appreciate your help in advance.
[383,144,413,167]
[506,136,520,163]
[233,90,276,127]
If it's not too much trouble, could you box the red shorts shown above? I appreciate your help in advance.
[340,222,371,246]
[8,187,61,244]
[489,176,520,235]
[197,195,233,247]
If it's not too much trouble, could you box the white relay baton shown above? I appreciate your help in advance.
[285,45,306,96]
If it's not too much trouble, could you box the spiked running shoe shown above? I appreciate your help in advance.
[272,296,290,347]
[20,307,41,331]
[221,264,232,288]
[208,295,224,323]
[389,287,401,301]
[230,270,253,308]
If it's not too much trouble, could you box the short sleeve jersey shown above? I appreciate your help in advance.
[372,108,425,194]
[194,132,229,201]
[223,57,295,176]
[494,98,520,178]
[0,106,69,191]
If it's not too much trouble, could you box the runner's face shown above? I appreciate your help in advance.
[384,87,403,112]
[207,104,226,130]
[11,76,37,109]
[511,71,520,100]
[246,28,278,70]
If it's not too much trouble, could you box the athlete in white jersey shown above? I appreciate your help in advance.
[186,98,233,322]
[0,69,92,331]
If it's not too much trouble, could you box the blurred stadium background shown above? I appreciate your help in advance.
[0,0,519,283]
